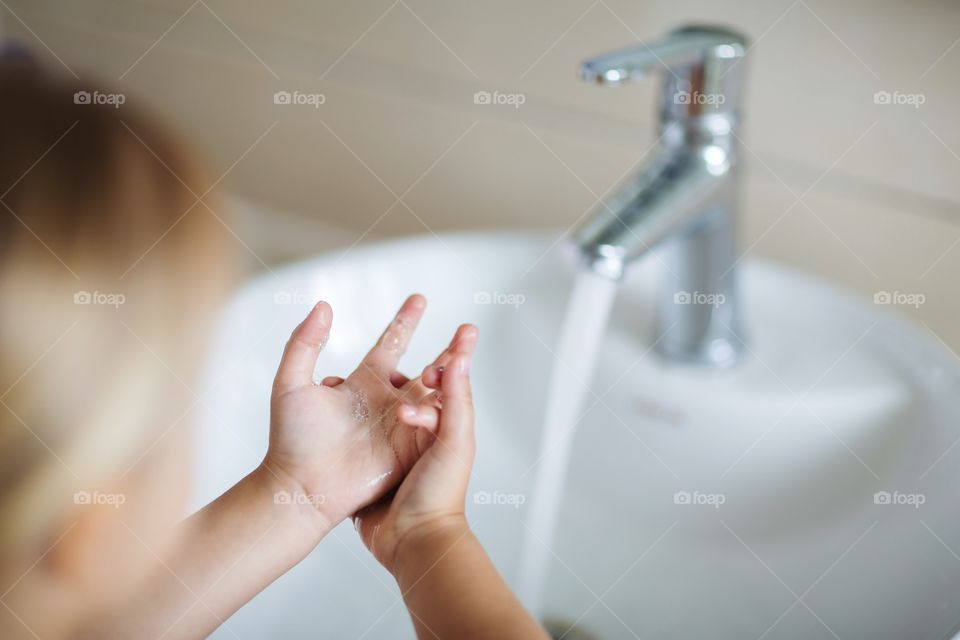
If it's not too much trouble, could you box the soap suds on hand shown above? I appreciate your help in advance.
[379,316,410,353]
[350,389,370,422]
[365,470,392,488]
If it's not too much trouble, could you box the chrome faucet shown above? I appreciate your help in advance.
[574,25,749,366]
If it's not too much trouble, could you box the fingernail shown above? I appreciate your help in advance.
[401,404,417,418]
[458,356,470,374]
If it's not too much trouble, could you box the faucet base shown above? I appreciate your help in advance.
[655,206,744,367]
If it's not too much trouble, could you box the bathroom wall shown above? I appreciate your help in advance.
[3,0,959,348]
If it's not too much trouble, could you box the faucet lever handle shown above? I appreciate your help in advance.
[580,25,746,85]
[580,25,747,122]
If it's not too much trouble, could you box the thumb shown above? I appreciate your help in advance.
[435,353,475,459]
[274,301,332,392]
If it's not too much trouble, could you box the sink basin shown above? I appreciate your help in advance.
[195,231,960,639]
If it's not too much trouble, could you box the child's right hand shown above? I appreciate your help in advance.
[353,338,478,574]
[353,337,548,640]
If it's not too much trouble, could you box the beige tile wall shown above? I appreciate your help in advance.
[3,0,959,347]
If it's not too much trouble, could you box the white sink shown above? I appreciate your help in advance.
[195,231,960,639]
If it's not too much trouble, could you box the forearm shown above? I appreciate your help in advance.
[395,520,548,640]
[101,464,332,639]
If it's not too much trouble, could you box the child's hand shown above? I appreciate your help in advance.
[349,330,548,640]
[261,294,477,532]
[352,336,478,573]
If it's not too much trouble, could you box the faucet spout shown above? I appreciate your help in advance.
[576,149,731,271]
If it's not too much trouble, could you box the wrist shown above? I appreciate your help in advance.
[393,514,472,584]
[251,461,335,546]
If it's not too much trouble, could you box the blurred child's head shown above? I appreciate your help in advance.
[0,60,230,632]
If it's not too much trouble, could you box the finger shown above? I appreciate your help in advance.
[397,403,439,431]
[422,324,478,389]
[422,324,476,385]
[321,376,345,387]
[274,302,332,392]
[404,324,476,398]
[360,294,426,375]
[389,371,411,388]
[437,353,475,452]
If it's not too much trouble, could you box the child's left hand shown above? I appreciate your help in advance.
[260,294,477,532]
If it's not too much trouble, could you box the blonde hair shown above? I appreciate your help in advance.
[0,61,230,552]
